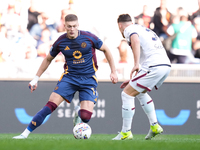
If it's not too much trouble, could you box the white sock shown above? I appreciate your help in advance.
[75,105,80,115]
[21,128,31,138]
[121,91,135,133]
[136,93,157,126]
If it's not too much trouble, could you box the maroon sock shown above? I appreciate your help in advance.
[45,101,57,112]
[78,109,92,123]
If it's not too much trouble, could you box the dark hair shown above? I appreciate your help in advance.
[117,14,132,23]
[65,14,78,22]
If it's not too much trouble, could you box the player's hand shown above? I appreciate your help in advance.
[130,65,139,79]
[29,83,37,93]
[28,76,39,93]
[120,80,130,89]
[110,72,118,84]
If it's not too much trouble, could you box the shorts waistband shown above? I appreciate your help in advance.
[149,64,171,68]
[65,73,96,78]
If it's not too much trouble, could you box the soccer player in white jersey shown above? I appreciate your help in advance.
[113,14,171,140]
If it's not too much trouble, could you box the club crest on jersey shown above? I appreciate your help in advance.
[73,50,82,59]
[81,42,87,48]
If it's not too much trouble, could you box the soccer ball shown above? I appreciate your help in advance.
[73,123,92,139]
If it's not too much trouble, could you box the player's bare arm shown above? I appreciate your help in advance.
[36,53,55,77]
[99,43,118,84]
[120,34,140,89]
[29,53,55,92]
[130,34,140,78]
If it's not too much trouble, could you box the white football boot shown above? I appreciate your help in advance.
[112,131,133,140]
[145,124,163,140]
[12,134,27,139]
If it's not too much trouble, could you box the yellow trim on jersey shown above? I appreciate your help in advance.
[59,67,69,81]
[92,75,98,83]
[92,59,97,72]
[59,71,69,81]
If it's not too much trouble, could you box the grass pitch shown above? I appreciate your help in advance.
[0,134,200,150]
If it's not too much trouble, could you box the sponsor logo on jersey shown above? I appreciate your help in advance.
[73,50,82,59]
[64,46,70,50]
[73,58,85,64]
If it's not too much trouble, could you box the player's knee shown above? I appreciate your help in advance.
[136,93,146,100]
[136,93,153,109]
[78,109,93,123]
[136,93,151,101]
[121,91,135,106]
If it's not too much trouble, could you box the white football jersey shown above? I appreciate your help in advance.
[124,24,171,69]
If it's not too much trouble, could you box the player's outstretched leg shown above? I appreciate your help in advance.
[73,105,82,126]
[12,101,57,139]
[145,124,163,140]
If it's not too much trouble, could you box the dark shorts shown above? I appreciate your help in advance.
[53,74,98,104]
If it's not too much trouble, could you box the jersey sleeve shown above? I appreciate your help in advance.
[49,41,60,57]
[84,31,103,49]
[50,33,67,57]
[92,34,103,49]
[124,25,138,43]
[95,38,103,49]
